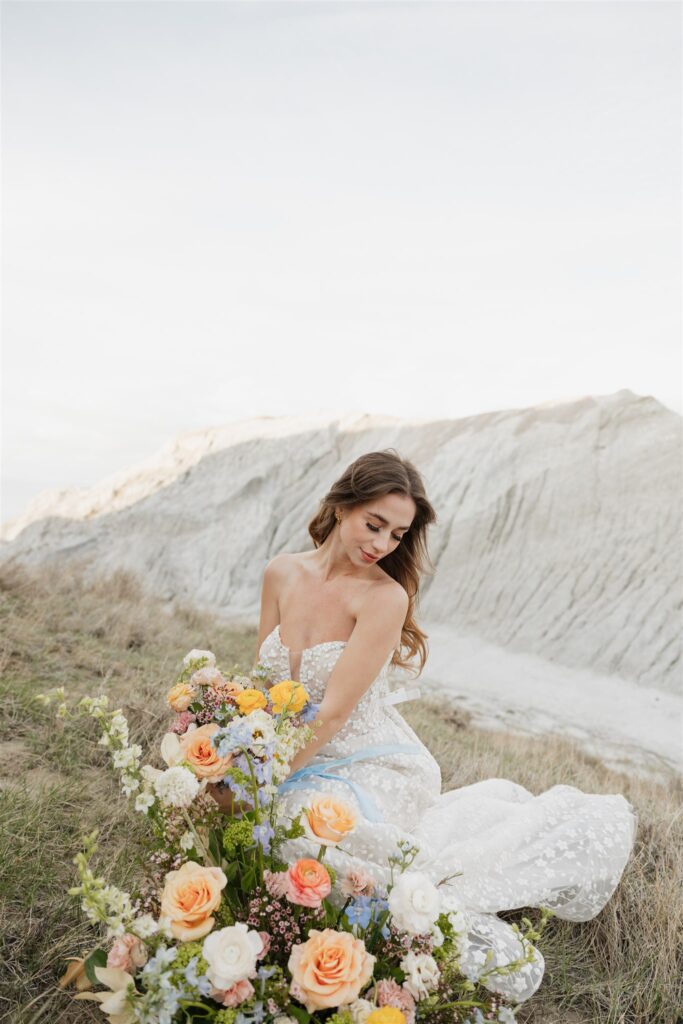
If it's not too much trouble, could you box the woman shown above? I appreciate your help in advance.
[243,449,638,1003]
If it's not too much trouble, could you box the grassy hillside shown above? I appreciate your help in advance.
[0,562,680,1024]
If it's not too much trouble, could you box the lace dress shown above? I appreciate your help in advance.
[259,625,638,1004]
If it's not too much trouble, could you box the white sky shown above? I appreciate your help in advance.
[1,0,680,524]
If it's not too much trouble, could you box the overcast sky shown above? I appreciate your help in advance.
[2,0,680,524]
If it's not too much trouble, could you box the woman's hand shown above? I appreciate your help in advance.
[206,783,253,816]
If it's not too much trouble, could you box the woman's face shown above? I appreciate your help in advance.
[337,493,416,566]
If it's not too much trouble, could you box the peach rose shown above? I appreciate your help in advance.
[107,933,148,972]
[269,679,309,714]
[167,681,198,712]
[179,723,233,782]
[288,928,375,1012]
[160,860,227,940]
[235,689,268,714]
[286,859,332,908]
[304,794,358,846]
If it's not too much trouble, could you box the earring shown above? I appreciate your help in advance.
[335,512,342,523]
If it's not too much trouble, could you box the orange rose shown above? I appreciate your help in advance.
[269,679,309,714]
[304,794,358,846]
[161,860,227,940]
[167,682,197,712]
[235,689,268,714]
[288,928,375,1011]
[286,859,332,908]
[179,723,233,782]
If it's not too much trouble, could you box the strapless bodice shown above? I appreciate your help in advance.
[257,623,397,746]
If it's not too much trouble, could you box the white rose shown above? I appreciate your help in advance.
[388,871,441,935]
[343,998,374,1024]
[202,923,264,989]
[399,950,441,999]
[183,649,216,667]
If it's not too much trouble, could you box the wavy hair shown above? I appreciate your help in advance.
[307,449,437,675]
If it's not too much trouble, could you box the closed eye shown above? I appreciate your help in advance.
[367,523,402,542]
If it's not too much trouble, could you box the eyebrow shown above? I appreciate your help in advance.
[367,511,411,531]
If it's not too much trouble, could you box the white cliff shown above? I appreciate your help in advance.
[2,391,681,703]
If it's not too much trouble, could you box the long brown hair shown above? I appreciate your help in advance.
[307,449,437,676]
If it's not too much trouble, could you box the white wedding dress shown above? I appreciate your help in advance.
[259,625,638,1004]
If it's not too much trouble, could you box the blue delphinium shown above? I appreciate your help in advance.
[252,821,275,854]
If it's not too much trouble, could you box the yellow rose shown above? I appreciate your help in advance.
[288,928,375,1012]
[235,688,268,714]
[304,794,358,846]
[167,682,197,712]
[160,860,227,940]
[367,1011,406,1024]
[269,679,309,714]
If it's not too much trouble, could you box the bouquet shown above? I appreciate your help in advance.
[37,648,551,1024]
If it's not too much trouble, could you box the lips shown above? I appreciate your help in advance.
[361,549,378,562]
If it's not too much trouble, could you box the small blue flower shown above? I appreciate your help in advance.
[184,956,212,997]
[345,895,371,929]
[299,701,321,723]
[252,821,275,854]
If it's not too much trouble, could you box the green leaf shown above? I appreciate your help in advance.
[286,1005,311,1024]
[84,948,108,985]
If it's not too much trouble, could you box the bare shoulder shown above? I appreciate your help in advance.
[354,575,408,643]
[263,551,298,581]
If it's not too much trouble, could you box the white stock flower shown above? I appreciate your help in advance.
[120,774,140,795]
[154,766,200,808]
[183,649,216,667]
[113,745,141,770]
[388,871,441,936]
[179,831,195,852]
[202,923,264,989]
[134,791,155,814]
[132,913,158,938]
[344,998,375,1024]
[242,709,276,751]
[399,950,441,1000]
[273,1017,299,1024]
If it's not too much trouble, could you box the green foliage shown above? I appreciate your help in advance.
[223,817,256,859]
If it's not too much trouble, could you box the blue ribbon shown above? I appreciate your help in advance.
[277,742,423,824]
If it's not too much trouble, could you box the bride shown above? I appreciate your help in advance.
[230,449,638,1004]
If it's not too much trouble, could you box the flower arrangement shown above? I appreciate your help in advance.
[37,648,551,1024]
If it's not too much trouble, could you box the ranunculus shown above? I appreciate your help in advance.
[374,979,415,1024]
[340,867,376,898]
[398,951,440,1000]
[303,794,358,846]
[235,688,268,714]
[366,1010,406,1024]
[160,860,227,940]
[286,859,332,908]
[211,978,255,1007]
[180,723,233,781]
[183,649,216,667]
[190,667,243,700]
[166,681,197,712]
[106,933,148,972]
[288,928,375,1012]
[202,923,264,989]
[387,871,441,936]
[269,679,309,714]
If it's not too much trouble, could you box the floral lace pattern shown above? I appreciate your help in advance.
[259,628,638,1003]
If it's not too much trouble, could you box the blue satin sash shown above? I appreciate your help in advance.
[277,742,423,823]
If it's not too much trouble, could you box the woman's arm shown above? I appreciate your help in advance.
[284,585,408,777]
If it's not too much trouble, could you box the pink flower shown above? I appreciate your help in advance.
[257,931,271,958]
[286,859,332,909]
[171,711,197,735]
[264,869,290,898]
[375,979,416,1024]
[340,867,376,898]
[106,933,148,972]
[212,978,255,1007]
